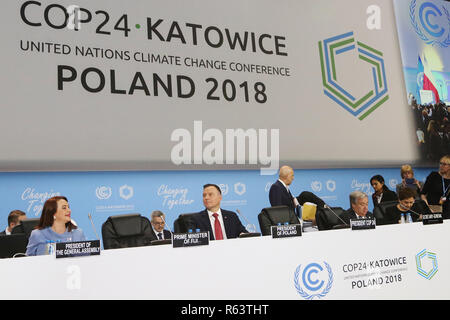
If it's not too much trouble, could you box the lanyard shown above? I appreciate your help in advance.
[442,177,450,197]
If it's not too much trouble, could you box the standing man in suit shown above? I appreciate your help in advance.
[150,210,172,240]
[1,210,27,235]
[339,191,374,225]
[269,165,297,210]
[269,166,325,217]
[190,184,248,240]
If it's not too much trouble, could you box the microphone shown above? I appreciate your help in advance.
[236,209,259,235]
[236,209,252,226]
[159,214,173,234]
[398,203,421,217]
[88,213,100,240]
[324,204,348,226]
[236,209,255,230]
[236,209,261,238]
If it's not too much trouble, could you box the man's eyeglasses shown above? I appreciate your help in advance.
[439,162,450,166]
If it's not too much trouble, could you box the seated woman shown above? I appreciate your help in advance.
[421,155,450,215]
[395,164,423,198]
[26,196,86,256]
[370,175,398,208]
[384,187,423,224]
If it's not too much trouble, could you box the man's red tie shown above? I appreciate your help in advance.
[212,213,224,240]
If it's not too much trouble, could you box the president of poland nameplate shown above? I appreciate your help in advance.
[271,224,302,238]
[350,218,376,230]
[173,232,209,248]
[55,240,101,258]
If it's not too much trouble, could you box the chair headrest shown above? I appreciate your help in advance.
[261,206,292,224]
[262,205,290,213]
[109,214,144,237]
[11,218,40,236]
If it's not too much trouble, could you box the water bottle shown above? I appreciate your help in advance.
[298,206,303,230]
[284,222,289,225]
[400,213,405,224]
[46,240,55,255]
[277,223,282,226]
[188,229,193,233]
[406,212,413,224]
[195,228,200,233]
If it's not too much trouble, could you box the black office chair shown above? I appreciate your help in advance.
[101,213,154,250]
[258,206,300,236]
[411,199,432,215]
[315,206,347,231]
[0,234,29,258]
[11,218,40,238]
[373,201,398,225]
[173,213,198,233]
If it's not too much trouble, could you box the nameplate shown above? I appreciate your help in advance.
[350,218,376,230]
[55,240,101,258]
[271,224,302,238]
[172,232,209,248]
[422,213,443,225]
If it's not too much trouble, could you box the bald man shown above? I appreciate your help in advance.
[269,166,298,211]
[269,166,326,216]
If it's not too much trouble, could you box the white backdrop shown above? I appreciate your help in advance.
[0,0,417,171]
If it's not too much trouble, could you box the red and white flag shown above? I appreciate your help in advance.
[422,55,440,103]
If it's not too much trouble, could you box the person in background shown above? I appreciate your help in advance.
[0,210,27,235]
[339,191,374,225]
[269,165,326,219]
[26,196,86,256]
[269,165,297,210]
[370,175,398,208]
[421,155,450,215]
[150,210,172,240]
[395,164,423,199]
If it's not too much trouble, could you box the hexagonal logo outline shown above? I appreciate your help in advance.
[318,31,389,120]
[415,249,438,280]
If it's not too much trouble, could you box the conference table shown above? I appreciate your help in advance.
[1,221,448,300]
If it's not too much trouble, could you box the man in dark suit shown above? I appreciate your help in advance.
[269,166,326,217]
[189,184,247,240]
[149,210,172,240]
[1,210,27,235]
[339,191,374,225]
[269,165,297,210]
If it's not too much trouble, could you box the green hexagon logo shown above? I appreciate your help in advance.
[318,31,389,120]
[415,249,438,280]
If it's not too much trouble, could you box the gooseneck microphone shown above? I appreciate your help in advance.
[159,214,173,234]
[88,213,100,240]
[236,209,252,226]
[398,203,421,217]
[324,204,349,226]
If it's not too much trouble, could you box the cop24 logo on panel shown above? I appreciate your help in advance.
[415,249,438,280]
[294,262,333,300]
[410,0,450,47]
[318,32,388,120]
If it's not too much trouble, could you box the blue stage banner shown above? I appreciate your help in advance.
[0,167,435,246]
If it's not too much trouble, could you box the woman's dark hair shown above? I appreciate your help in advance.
[398,187,417,200]
[37,196,77,232]
[370,175,390,192]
